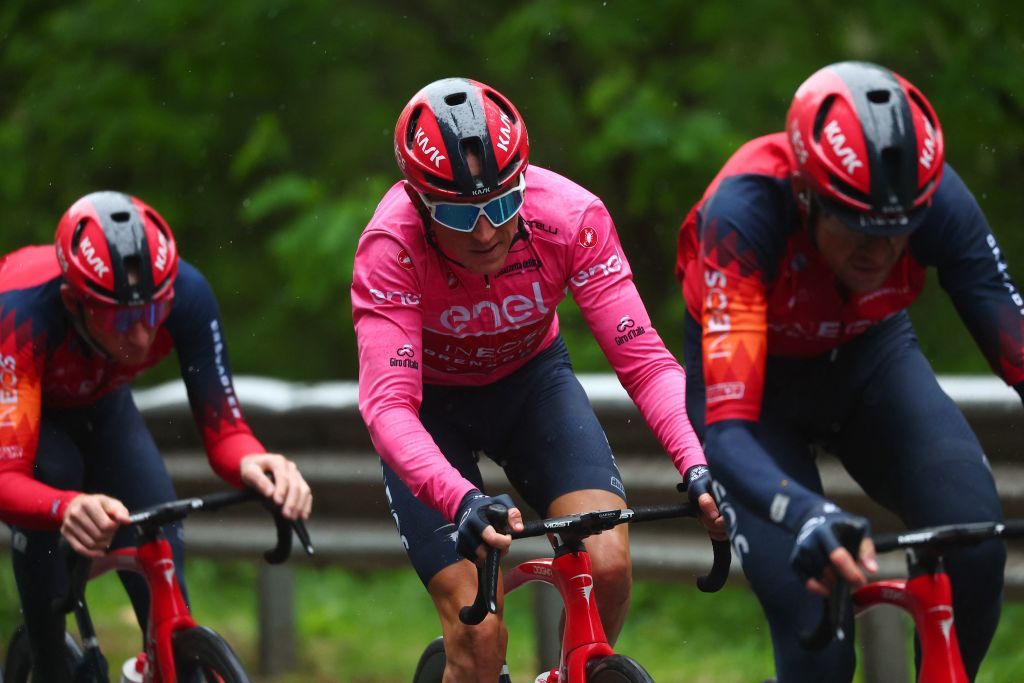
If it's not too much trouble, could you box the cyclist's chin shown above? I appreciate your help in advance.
[464,248,510,276]
[105,342,152,366]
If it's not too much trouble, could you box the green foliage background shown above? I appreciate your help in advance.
[1,1,1022,381]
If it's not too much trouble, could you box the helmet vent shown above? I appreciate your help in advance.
[867,90,891,104]
[444,92,468,106]
[406,107,423,147]
[485,91,517,123]
[71,219,88,254]
[110,211,131,222]
[812,96,836,139]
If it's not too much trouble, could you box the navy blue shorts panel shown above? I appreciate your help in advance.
[384,336,625,586]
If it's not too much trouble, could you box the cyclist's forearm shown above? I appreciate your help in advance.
[0,470,78,530]
[705,419,828,534]
[366,408,476,522]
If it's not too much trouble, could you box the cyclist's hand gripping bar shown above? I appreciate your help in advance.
[459,503,509,626]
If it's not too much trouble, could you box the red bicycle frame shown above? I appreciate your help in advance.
[90,538,196,682]
[458,503,730,683]
[504,551,613,683]
[854,571,966,683]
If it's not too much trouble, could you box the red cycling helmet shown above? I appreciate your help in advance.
[787,61,944,235]
[55,191,178,306]
[394,77,529,200]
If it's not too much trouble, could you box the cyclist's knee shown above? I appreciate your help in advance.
[590,547,631,601]
[444,615,508,679]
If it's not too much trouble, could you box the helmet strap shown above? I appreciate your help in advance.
[68,304,114,361]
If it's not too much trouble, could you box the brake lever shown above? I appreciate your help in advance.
[799,577,850,650]
[458,503,510,625]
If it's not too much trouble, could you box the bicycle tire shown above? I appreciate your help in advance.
[3,625,83,683]
[585,654,655,683]
[411,636,446,683]
[172,626,249,683]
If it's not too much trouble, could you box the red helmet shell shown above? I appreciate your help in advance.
[787,61,944,234]
[55,191,178,305]
[394,78,529,200]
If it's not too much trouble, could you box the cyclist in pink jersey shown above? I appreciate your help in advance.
[353,77,725,682]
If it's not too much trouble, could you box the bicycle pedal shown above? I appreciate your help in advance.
[533,669,558,683]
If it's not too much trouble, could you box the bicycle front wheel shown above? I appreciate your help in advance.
[585,654,655,683]
[411,636,446,683]
[173,626,249,682]
[3,625,82,683]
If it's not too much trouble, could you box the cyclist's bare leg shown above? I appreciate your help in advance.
[547,488,631,643]
[428,560,509,683]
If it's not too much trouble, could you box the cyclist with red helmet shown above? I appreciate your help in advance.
[676,61,1020,680]
[353,77,725,681]
[0,191,313,677]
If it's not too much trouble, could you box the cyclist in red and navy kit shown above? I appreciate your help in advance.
[0,191,313,679]
[677,61,1022,681]
[353,78,725,682]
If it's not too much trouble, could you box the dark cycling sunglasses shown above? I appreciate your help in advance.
[85,299,173,333]
[418,174,526,233]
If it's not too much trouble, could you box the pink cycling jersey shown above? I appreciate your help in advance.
[352,165,704,521]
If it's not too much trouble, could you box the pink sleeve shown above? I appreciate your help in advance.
[567,201,706,475]
[351,231,476,522]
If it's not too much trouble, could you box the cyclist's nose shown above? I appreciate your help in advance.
[471,214,498,241]
[125,320,157,348]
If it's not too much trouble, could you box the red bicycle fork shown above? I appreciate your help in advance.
[853,571,967,683]
[505,550,614,683]
[94,539,197,682]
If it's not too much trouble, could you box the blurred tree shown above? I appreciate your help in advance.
[0,0,1021,380]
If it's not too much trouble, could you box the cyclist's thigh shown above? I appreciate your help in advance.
[381,411,484,587]
[837,342,1001,526]
[499,350,625,516]
[9,413,84,669]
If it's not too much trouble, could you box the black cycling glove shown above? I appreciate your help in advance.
[455,490,516,561]
[678,464,714,507]
[789,503,870,583]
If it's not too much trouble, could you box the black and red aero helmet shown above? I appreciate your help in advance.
[394,77,529,200]
[55,191,178,305]
[787,61,944,235]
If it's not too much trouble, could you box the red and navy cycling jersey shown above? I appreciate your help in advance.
[0,245,263,529]
[676,133,1024,425]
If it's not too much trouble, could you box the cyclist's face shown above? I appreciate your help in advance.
[427,149,517,275]
[81,305,161,365]
[814,213,908,293]
[430,211,517,275]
